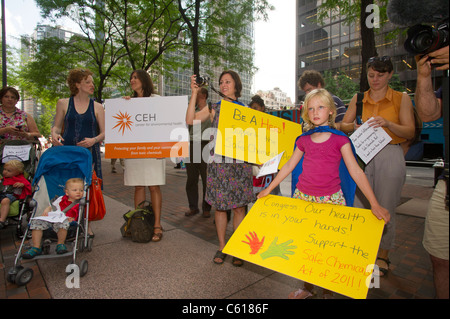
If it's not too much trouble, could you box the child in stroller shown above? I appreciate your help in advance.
[22,178,84,258]
[7,146,92,286]
[0,160,32,229]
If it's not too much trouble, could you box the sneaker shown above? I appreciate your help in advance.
[22,247,42,259]
[56,244,68,254]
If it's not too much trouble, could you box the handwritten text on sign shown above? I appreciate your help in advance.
[223,195,385,299]
[350,117,392,164]
[215,100,302,168]
[104,96,189,159]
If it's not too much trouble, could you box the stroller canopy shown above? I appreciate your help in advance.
[33,146,93,188]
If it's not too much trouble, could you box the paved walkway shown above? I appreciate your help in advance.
[0,157,439,299]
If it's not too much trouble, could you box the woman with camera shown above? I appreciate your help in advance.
[0,86,41,142]
[186,71,253,266]
[341,56,415,277]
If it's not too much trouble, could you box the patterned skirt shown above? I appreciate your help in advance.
[293,188,346,206]
[205,161,254,211]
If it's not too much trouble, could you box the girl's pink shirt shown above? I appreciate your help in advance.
[295,133,350,197]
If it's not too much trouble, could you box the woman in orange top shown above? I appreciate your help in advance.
[341,56,415,277]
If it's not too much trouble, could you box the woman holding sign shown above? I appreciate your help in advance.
[258,88,389,298]
[123,70,165,242]
[186,71,253,266]
[341,57,415,277]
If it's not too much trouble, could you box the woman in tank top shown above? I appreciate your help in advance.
[51,68,105,237]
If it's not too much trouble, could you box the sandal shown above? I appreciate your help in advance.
[56,244,68,254]
[213,250,227,264]
[288,288,314,299]
[232,257,244,267]
[152,227,163,242]
[22,247,42,259]
[375,257,391,277]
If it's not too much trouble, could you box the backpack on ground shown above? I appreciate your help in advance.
[120,201,155,243]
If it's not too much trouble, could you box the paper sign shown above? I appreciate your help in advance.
[223,195,385,299]
[104,96,189,159]
[32,211,68,224]
[215,100,302,168]
[2,145,32,163]
[350,117,392,164]
[256,152,284,178]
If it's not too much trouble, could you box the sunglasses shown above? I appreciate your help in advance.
[368,56,391,63]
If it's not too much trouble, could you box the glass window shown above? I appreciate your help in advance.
[331,23,340,45]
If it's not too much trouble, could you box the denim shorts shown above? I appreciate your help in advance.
[0,193,17,203]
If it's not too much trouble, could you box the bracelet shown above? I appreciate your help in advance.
[94,137,98,143]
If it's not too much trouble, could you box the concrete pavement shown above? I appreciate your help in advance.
[1,156,438,299]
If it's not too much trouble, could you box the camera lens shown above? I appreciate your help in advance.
[195,76,209,87]
[196,76,205,86]
[404,24,449,55]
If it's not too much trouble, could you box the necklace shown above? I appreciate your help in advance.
[1,107,16,115]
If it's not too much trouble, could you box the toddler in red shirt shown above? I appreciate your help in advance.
[22,178,84,258]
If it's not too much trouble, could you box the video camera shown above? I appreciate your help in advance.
[404,20,449,56]
[387,0,449,56]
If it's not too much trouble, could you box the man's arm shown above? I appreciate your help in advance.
[415,54,443,122]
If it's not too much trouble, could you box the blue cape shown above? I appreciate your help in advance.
[291,126,357,207]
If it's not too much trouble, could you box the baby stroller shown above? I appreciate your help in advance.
[7,146,93,286]
[0,139,41,238]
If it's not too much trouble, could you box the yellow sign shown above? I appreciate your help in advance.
[215,100,302,167]
[223,195,385,299]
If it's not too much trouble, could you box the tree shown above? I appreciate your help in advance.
[316,0,389,91]
[34,0,187,100]
[323,70,359,101]
[177,0,274,75]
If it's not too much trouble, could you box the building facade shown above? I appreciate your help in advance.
[295,0,443,104]
[256,87,294,110]
[162,21,255,105]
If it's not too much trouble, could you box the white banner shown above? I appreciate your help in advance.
[104,96,189,158]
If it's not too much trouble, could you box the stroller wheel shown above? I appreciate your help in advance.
[79,259,88,277]
[8,267,34,286]
[78,239,85,252]
[87,237,93,252]
[6,266,22,284]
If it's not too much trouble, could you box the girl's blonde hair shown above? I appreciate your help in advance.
[301,88,337,131]
[4,160,25,174]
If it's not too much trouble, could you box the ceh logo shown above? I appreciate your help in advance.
[113,111,134,135]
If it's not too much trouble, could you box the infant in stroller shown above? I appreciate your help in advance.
[0,159,32,229]
[22,178,84,258]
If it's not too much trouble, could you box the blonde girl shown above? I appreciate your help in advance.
[258,88,389,298]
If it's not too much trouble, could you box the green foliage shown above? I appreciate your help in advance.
[8,0,272,135]
[323,70,407,103]
[323,70,359,101]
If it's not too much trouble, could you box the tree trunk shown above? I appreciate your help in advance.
[359,0,377,92]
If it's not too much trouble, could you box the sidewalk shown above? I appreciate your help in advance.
[1,157,437,299]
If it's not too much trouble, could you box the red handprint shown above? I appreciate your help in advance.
[242,231,265,255]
